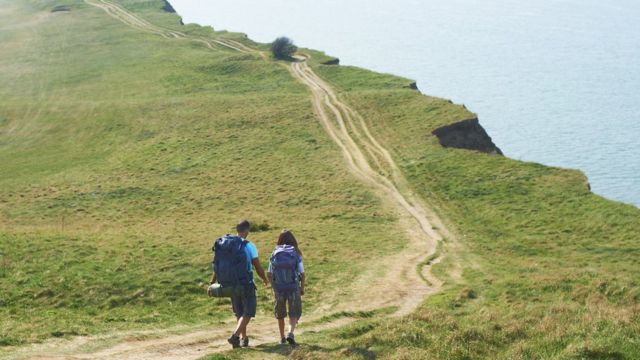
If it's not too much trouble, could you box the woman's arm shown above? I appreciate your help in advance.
[298,259,305,295]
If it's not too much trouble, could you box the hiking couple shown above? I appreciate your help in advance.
[208,220,305,349]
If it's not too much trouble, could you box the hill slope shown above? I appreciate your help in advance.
[1,0,639,359]
[0,0,453,351]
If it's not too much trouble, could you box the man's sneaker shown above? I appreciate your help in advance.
[227,335,240,349]
[286,332,297,346]
[280,337,287,345]
[242,337,249,347]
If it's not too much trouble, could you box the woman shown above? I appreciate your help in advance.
[267,230,305,345]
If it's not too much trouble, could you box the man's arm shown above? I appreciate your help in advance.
[252,258,269,285]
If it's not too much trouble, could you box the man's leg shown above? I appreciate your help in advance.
[234,316,251,337]
[278,318,286,339]
[235,285,257,340]
[233,317,247,338]
[228,298,243,348]
[234,317,248,338]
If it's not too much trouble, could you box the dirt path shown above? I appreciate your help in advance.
[84,0,260,54]
[2,2,458,359]
[6,317,354,360]
[289,58,447,315]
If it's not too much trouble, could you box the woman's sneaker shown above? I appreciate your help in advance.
[286,333,296,346]
[242,337,249,347]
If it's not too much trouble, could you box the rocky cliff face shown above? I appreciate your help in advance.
[432,118,503,155]
[162,1,176,13]
[321,58,340,65]
[162,1,184,24]
[405,82,419,90]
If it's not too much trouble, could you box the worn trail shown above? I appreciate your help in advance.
[84,0,259,54]
[290,58,447,315]
[3,1,457,359]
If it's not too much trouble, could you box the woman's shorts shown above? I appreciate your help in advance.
[274,289,302,319]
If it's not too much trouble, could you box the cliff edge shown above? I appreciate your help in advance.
[432,118,503,155]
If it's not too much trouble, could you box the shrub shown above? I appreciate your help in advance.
[250,221,271,232]
[271,37,297,59]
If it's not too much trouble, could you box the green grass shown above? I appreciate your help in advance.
[283,57,640,359]
[1,0,640,359]
[0,0,401,347]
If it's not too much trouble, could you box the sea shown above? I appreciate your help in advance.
[170,0,640,207]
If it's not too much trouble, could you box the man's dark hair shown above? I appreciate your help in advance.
[236,220,251,233]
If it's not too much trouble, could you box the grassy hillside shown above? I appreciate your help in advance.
[280,60,640,359]
[202,68,640,360]
[1,0,639,359]
[0,0,405,346]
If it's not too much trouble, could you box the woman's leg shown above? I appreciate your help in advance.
[274,291,287,339]
[288,289,302,334]
[288,317,298,334]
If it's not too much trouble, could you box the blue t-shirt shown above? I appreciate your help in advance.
[244,241,258,273]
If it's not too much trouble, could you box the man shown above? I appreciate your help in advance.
[209,220,269,348]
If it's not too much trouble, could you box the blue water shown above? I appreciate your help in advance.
[171,0,640,207]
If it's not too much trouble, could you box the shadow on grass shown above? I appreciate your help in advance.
[254,342,310,356]
[571,347,626,360]
[337,346,377,359]
[51,5,71,12]
[272,55,298,63]
[200,342,376,359]
[256,342,376,359]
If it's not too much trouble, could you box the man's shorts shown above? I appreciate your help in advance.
[230,286,257,318]
[274,289,302,319]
